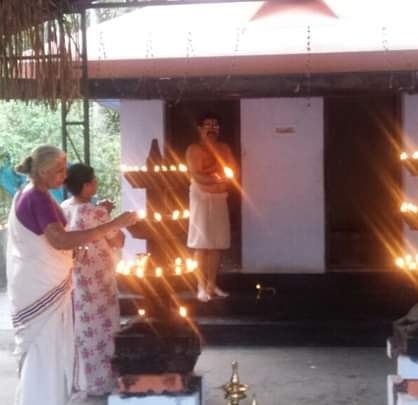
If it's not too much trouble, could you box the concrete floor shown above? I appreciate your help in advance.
[0,291,395,405]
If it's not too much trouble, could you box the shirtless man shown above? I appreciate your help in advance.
[186,112,237,302]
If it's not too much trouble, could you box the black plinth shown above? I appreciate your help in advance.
[391,303,418,356]
[112,318,201,375]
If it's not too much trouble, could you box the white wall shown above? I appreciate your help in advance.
[241,98,325,273]
[120,100,165,259]
[402,95,418,250]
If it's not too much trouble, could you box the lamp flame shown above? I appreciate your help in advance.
[224,166,234,179]
[186,258,198,272]
[396,254,418,271]
[137,209,147,219]
[116,260,125,274]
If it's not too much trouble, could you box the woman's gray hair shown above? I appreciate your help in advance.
[16,145,65,179]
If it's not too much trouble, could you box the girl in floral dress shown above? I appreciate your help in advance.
[61,163,125,396]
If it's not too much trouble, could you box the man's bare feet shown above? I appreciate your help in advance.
[197,288,211,302]
[214,286,229,298]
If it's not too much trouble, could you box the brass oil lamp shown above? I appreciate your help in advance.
[223,361,248,404]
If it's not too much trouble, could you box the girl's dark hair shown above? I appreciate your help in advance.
[64,163,95,196]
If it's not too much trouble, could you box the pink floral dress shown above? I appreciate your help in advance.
[61,198,120,396]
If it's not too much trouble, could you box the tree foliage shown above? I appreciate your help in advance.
[0,100,122,224]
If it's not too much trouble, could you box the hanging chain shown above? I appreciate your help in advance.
[139,31,155,97]
[145,31,155,72]
[382,26,394,89]
[173,30,195,104]
[230,26,246,78]
[96,31,106,82]
[305,25,312,107]
[214,26,246,93]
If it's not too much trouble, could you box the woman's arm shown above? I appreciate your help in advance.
[44,211,137,250]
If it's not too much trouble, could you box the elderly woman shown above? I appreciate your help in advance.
[6,145,137,405]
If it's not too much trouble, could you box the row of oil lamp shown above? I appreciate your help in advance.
[397,202,418,270]
[121,163,188,173]
[399,152,418,270]
[136,209,189,221]
[400,152,418,161]
[401,202,418,214]
[136,305,188,319]
[116,255,199,278]
[396,254,418,270]
[121,163,235,179]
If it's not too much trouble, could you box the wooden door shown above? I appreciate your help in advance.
[325,95,402,270]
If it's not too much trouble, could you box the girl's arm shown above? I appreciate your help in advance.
[107,230,125,249]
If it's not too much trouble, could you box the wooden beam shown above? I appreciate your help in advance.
[88,71,418,100]
[3,71,417,101]
[70,0,266,12]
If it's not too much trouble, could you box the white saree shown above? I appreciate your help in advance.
[6,201,74,405]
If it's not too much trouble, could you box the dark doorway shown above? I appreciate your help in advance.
[165,100,242,270]
[325,95,402,270]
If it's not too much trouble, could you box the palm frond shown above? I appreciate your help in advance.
[0,0,81,109]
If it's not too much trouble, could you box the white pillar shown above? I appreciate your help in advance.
[120,100,165,259]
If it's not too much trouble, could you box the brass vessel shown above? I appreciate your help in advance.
[223,361,248,404]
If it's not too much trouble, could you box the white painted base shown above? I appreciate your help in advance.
[397,393,418,404]
[388,375,403,405]
[398,356,418,379]
[108,392,200,405]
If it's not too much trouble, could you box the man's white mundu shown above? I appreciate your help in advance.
[187,181,231,249]
[6,199,74,405]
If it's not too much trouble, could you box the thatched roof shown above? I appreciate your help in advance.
[0,0,85,108]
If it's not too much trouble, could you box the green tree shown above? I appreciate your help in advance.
[0,100,122,224]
